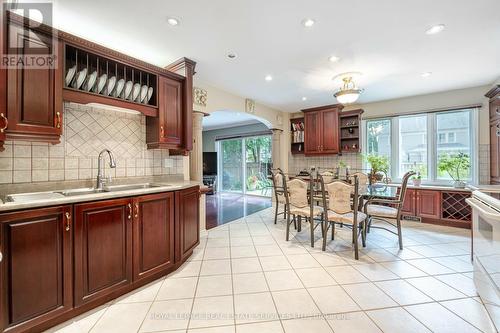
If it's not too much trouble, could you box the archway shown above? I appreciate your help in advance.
[201,110,274,228]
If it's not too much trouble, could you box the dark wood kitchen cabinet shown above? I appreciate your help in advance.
[175,186,200,262]
[416,190,441,219]
[146,76,183,149]
[302,104,342,155]
[401,189,416,215]
[132,192,175,282]
[3,12,63,149]
[0,206,72,333]
[74,198,133,306]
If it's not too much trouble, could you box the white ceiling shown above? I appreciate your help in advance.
[202,112,262,131]
[52,0,500,112]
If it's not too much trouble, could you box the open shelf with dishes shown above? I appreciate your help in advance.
[63,44,158,116]
[339,109,363,153]
[290,117,305,154]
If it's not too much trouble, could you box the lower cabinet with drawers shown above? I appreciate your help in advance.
[0,186,200,333]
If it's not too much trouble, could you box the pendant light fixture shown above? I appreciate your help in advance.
[334,76,363,104]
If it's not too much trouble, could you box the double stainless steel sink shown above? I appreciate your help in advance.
[5,183,169,202]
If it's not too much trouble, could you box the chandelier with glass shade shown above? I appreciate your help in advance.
[334,76,363,104]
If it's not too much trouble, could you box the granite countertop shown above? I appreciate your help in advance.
[0,176,202,212]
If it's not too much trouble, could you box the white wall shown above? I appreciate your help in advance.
[193,79,290,172]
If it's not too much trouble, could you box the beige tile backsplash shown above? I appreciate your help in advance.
[0,102,184,184]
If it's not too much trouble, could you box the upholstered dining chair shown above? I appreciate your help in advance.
[348,172,369,193]
[271,168,287,224]
[363,171,415,249]
[317,175,367,260]
[284,173,324,247]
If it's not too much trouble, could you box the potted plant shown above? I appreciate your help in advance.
[437,152,470,188]
[412,172,422,186]
[364,154,390,183]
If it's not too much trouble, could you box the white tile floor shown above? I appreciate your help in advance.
[45,208,498,333]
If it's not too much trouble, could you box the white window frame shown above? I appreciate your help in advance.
[362,108,478,185]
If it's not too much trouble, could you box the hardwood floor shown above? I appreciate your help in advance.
[205,193,271,229]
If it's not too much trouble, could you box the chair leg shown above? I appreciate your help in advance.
[274,201,278,224]
[353,221,359,260]
[331,221,335,240]
[361,220,367,248]
[322,223,329,251]
[397,217,403,250]
[293,215,297,230]
[298,215,302,232]
[286,211,291,241]
[310,217,315,248]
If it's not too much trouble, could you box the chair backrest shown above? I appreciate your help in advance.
[271,168,284,201]
[398,171,416,206]
[320,171,336,184]
[287,178,309,208]
[349,172,369,193]
[317,174,360,215]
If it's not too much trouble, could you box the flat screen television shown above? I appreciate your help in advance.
[203,152,217,175]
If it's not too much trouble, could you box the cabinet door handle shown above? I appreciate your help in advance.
[0,113,8,132]
[65,212,71,232]
[160,125,164,138]
[496,106,499,115]
[134,203,139,218]
[56,111,61,129]
[127,203,132,220]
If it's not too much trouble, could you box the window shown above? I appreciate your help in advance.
[364,109,476,184]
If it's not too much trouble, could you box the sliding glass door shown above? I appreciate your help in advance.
[218,135,272,197]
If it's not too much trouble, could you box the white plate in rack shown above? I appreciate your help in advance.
[139,85,148,102]
[114,79,125,98]
[132,83,141,102]
[123,80,133,100]
[65,65,76,86]
[72,68,87,89]
[107,76,116,96]
[146,87,153,103]
[85,71,97,91]
[96,74,107,94]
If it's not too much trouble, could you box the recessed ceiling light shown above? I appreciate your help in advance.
[301,18,315,28]
[227,53,237,59]
[421,72,432,78]
[265,75,273,81]
[167,17,180,26]
[302,97,307,101]
[328,55,340,63]
[425,24,445,35]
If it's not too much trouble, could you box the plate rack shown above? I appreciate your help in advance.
[64,44,158,107]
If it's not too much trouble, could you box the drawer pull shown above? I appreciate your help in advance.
[65,212,71,232]
[127,203,132,220]
[134,203,139,218]
[56,111,61,129]
[0,113,8,132]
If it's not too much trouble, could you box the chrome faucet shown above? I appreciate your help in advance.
[96,149,116,189]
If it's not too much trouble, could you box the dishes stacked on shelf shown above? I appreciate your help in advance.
[64,44,156,106]
[66,65,155,104]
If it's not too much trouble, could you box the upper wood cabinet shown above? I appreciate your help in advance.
[132,192,175,282]
[146,76,183,149]
[0,12,196,153]
[3,13,63,148]
[303,104,342,155]
[0,206,72,333]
